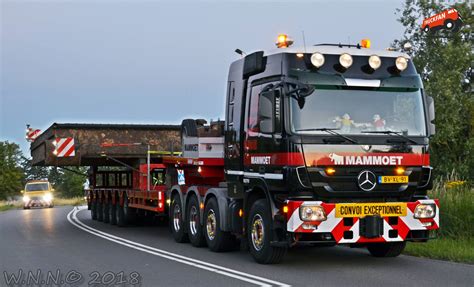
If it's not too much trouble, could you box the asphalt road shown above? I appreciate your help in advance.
[1,206,473,287]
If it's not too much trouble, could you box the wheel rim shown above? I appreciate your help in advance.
[447,22,453,28]
[173,203,181,231]
[251,214,265,251]
[206,209,216,241]
[189,205,199,236]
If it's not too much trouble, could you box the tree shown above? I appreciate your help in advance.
[394,0,473,179]
[0,141,25,199]
[54,167,87,198]
[21,157,49,182]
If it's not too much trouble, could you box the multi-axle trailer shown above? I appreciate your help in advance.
[31,36,439,264]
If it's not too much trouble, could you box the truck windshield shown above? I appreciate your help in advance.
[26,183,49,192]
[290,87,427,136]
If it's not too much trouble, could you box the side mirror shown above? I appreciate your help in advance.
[258,90,275,134]
[427,96,436,136]
[243,51,266,79]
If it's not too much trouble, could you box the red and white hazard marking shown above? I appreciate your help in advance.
[53,137,76,157]
[25,128,41,142]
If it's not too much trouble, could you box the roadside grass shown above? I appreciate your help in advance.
[0,197,86,212]
[403,176,474,264]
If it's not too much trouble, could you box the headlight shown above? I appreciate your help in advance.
[43,193,53,202]
[310,52,325,68]
[368,55,381,70]
[22,196,30,203]
[339,53,353,69]
[414,204,436,219]
[299,204,327,221]
[395,56,408,71]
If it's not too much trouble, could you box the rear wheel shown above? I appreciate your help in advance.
[97,198,104,222]
[423,26,430,33]
[247,199,287,264]
[109,198,117,225]
[91,199,97,220]
[122,196,136,225]
[103,197,110,223]
[367,242,406,257]
[170,194,188,243]
[187,196,206,247]
[116,196,126,227]
[444,19,455,30]
[204,197,234,252]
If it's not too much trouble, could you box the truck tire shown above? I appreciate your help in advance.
[444,19,455,30]
[248,199,287,264]
[97,199,104,222]
[103,198,110,223]
[186,196,206,247]
[170,194,189,243]
[204,197,234,252]
[123,196,136,225]
[116,198,126,227]
[367,242,406,257]
[91,200,97,220]
[109,198,117,225]
[181,119,198,137]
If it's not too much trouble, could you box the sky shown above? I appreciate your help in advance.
[1,0,405,155]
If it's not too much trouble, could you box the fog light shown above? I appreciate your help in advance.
[368,55,381,70]
[339,53,353,68]
[302,223,317,230]
[414,204,436,219]
[311,52,325,68]
[395,56,408,71]
[299,204,327,221]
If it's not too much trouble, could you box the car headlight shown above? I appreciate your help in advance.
[339,53,353,69]
[43,193,53,202]
[395,56,408,71]
[414,204,436,219]
[299,204,327,221]
[22,196,30,203]
[310,52,325,68]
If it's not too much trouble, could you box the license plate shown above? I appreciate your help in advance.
[378,176,408,184]
[335,203,407,218]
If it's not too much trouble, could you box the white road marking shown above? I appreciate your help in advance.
[67,207,290,287]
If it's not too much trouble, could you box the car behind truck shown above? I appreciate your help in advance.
[30,36,439,264]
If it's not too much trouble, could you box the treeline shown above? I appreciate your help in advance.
[0,141,86,200]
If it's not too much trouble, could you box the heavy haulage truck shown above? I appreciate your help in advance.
[31,36,439,264]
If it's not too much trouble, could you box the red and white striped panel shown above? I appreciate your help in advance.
[53,138,76,157]
[286,199,439,244]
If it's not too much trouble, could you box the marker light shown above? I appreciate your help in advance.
[296,53,304,58]
[339,53,353,69]
[368,55,381,70]
[299,204,327,222]
[275,34,293,48]
[414,204,436,219]
[283,205,289,213]
[395,167,406,175]
[325,167,336,175]
[361,39,371,48]
[311,53,325,68]
[239,209,243,217]
[395,57,408,71]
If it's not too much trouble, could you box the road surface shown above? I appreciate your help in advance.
[1,206,472,287]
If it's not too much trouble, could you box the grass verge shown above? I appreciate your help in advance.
[0,197,86,212]
[405,237,473,264]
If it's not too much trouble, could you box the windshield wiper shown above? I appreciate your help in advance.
[361,130,418,144]
[296,128,358,144]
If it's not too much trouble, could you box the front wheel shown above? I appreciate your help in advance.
[247,199,287,264]
[367,242,406,257]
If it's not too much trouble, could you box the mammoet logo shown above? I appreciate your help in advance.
[329,153,403,165]
[251,156,271,165]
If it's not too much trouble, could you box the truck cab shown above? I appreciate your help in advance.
[21,180,54,209]
[223,37,438,263]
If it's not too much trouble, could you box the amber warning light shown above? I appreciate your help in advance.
[276,34,294,48]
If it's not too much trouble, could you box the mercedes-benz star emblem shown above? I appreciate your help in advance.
[357,170,377,191]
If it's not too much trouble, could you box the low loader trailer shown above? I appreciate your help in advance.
[31,36,439,264]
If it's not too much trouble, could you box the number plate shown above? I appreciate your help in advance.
[335,203,407,218]
[378,176,408,184]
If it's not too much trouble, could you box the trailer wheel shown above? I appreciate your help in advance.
[170,194,189,243]
[123,196,136,225]
[367,242,406,257]
[186,196,206,247]
[248,199,287,264]
[97,198,104,222]
[204,197,234,252]
[116,198,126,227]
[103,197,110,223]
[109,198,117,225]
[91,200,97,220]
